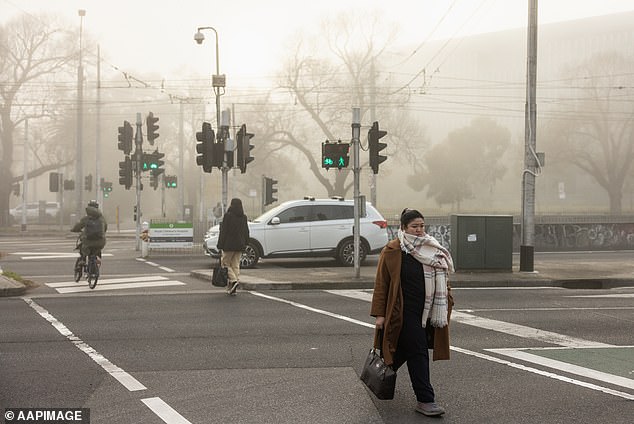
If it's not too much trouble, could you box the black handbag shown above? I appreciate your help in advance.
[360,328,397,400]
[211,257,228,287]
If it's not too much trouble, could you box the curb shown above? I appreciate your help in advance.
[0,275,26,297]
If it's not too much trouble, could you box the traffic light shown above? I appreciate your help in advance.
[236,124,255,173]
[322,140,350,170]
[368,121,387,174]
[196,122,215,173]
[142,150,165,172]
[150,173,159,190]
[264,176,278,206]
[84,174,93,191]
[63,179,75,191]
[117,121,133,155]
[212,140,225,168]
[164,175,177,188]
[49,172,59,192]
[102,181,113,197]
[119,156,133,189]
[146,112,159,145]
[153,151,165,172]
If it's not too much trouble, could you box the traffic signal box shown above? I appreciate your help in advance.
[146,112,159,145]
[119,156,133,189]
[322,141,350,170]
[236,124,255,173]
[196,122,216,173]
[368,121,387,174]
[264,177,278,206]
[164,175,177,188]
[84,174,93,191]
[117,121,133,155]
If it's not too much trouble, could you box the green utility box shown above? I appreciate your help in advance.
[450,215,513,270]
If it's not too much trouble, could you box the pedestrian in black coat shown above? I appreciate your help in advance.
[217,198,249,295]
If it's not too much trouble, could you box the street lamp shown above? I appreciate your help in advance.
[194,26,228,216]
[194,27,224,132]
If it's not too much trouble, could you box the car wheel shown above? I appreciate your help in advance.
[240,242,260,268]
[337,238,367,266]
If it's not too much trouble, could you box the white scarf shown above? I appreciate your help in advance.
[398,229,454,328]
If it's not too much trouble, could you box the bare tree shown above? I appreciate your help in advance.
[541,52,634,215]
[244,13,426,198]
[407,117,511,211]
[0,13,77,225]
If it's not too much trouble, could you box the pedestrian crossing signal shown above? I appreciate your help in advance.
[322,141,350,170]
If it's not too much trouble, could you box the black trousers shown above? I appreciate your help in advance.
[392,313,435,403]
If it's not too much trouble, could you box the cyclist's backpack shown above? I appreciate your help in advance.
[84,217,103,240]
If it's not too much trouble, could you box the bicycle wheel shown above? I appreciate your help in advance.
[87,256,99,289]
[74,257,83,282]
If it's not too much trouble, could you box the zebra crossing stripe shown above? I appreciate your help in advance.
[55,280,185,294]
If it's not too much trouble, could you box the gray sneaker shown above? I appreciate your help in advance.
[229,281,239,295]
[415,402,446,416]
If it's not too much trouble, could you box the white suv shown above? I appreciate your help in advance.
[203,197,388,268]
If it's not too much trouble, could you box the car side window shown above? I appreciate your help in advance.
[275,205,312,224]
[312,205,353,221]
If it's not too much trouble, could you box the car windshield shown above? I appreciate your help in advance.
[251,203,293,223]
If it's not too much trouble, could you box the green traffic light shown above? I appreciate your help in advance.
[324,158,334,166]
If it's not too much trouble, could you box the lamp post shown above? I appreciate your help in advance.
[76,9,86,219]
[194,26,228,215]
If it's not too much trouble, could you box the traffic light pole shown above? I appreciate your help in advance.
[352,108,361,279]
[220,109,230,216]
[134,113,143,252]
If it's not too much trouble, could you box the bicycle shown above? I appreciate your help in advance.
[73,238,100,289]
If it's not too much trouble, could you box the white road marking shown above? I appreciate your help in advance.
[488,348,634,391]
[135,258,176,273]
[47,275,169,288]
[55,281,185,294]
[326,289,613,348]
[567,294,634,298]
[14,252,113,260]
[23,298,147,392]
[45,275,185,293]
[453,346,634,400]
[142,397,192,424]
[318,289,632,399]
[250,292,374,328]
[451,311,614,348]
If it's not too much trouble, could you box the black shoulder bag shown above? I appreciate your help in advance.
[360,328,397,400]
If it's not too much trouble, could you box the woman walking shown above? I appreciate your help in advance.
[370,208,454,416]
[217,198,250,296]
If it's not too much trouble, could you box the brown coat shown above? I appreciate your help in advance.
[370,238,454,365]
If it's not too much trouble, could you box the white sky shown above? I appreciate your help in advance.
[2,0,634,85]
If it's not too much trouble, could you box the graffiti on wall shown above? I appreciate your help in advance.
[525,223,634,251]
[389,223,634,251]
[386,224,452,250]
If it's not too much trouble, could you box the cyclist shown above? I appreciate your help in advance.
[71,200,108,266]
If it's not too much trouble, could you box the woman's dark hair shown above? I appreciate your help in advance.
[400,208,424,228]
[228,198,244,216]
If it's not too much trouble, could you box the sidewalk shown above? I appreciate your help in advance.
[191,254,634,291]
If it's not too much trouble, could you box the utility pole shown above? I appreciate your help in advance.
[352,108,361,278]
[520,0,538,272]
[179,101,185,220]
[21,119,28,232]
[75,9,86,219]
[96,45,102,206]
